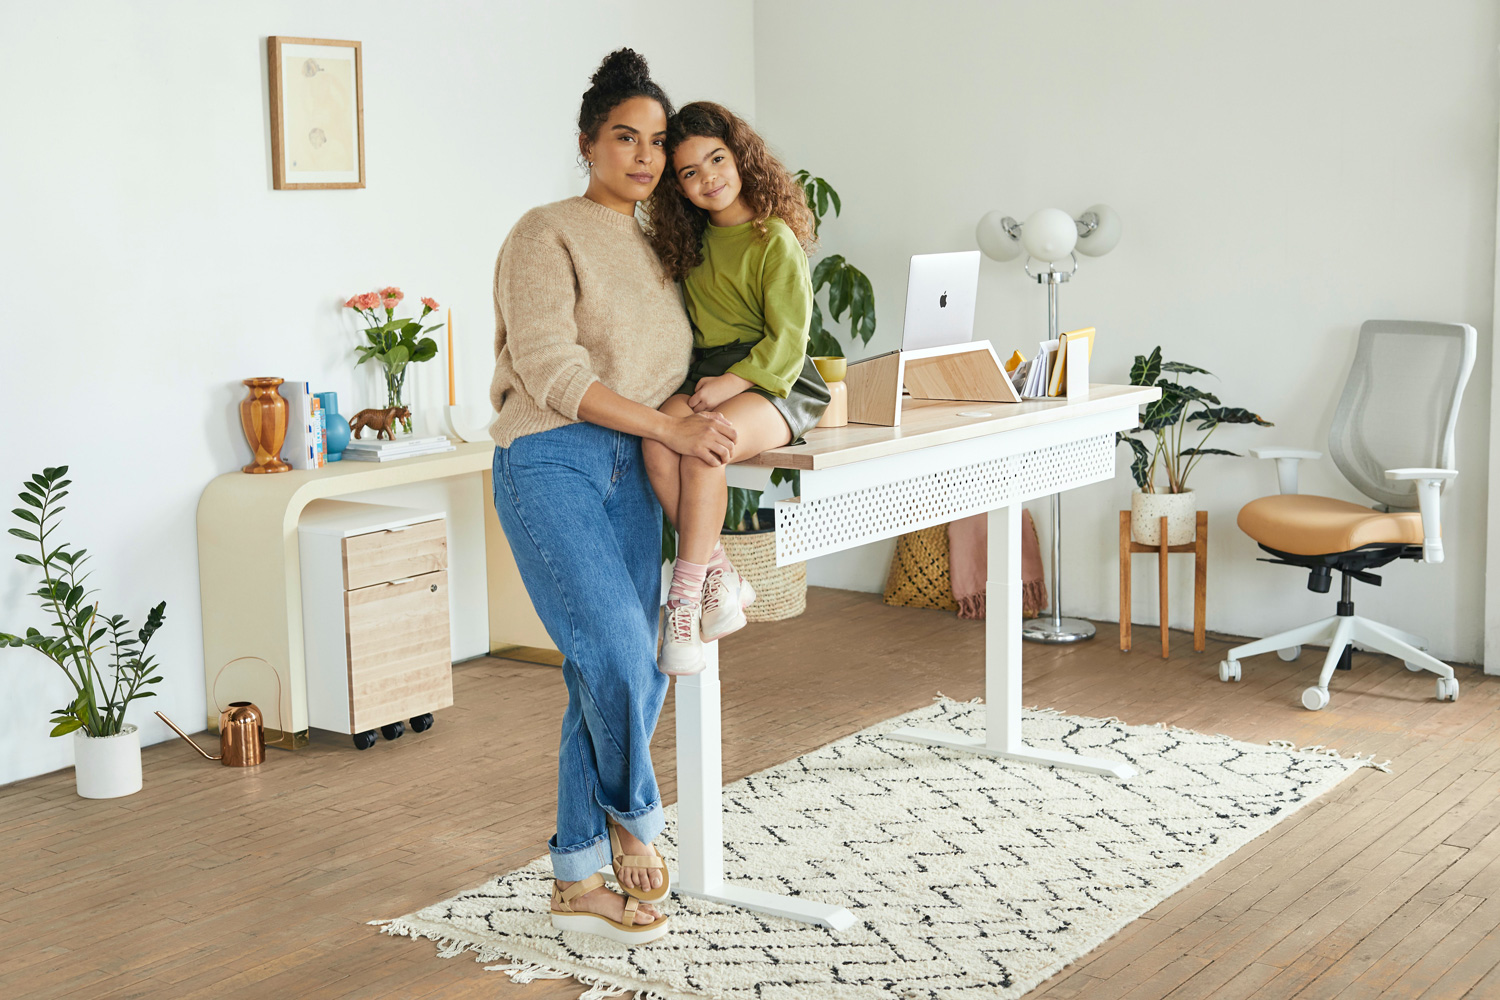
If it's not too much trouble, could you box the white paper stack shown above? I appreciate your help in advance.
[342,434,456,462]
[281,380,326,470]
[1021,340,1059,399]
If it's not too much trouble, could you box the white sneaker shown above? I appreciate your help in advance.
[701,568,756,642]
[659,601,705,675]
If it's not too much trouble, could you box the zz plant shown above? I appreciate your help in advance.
[0,467,166,737]
[1117,347,1273,494]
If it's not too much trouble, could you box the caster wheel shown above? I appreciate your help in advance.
[352,730,378,750]
[409,713,434,733]
[1301,686,1330,711]
[381,721,405,741]
[1405,661,1425,672]
[1437,677,1460,702]
[1219,659,1241,683]
[1277,645,1302,662]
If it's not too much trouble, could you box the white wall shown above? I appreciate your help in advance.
[760,0,1498,664]
[0,0,755,786]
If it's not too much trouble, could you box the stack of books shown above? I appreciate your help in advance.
[342,435,456,463]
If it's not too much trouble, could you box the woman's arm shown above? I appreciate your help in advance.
[577,381,738,466]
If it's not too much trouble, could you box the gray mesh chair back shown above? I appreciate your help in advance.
[1328,320,1475,511]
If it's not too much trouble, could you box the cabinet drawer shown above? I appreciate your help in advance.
[344,570,453,731]
[342,518,446,590]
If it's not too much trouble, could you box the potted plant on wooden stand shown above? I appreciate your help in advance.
[662,172,877,620]
[1117,347,1273,545]
[1,467,167,798]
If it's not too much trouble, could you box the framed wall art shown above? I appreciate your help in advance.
[267,36,365,190]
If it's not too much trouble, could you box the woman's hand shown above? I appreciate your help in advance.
[688,372,753,414]
[665,411,738,466]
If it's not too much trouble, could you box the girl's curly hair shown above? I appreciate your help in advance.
[644,102,816,282]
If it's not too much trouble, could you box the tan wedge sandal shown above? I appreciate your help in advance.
[607,817,670,902]
[550,873,669,945]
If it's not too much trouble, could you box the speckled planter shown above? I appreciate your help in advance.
[1131,489,1197,546]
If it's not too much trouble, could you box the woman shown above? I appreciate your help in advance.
[489,49,736,945]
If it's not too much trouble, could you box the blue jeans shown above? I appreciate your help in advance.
[491,422,667,881]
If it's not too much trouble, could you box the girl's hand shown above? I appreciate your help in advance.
[665,411,738,466]
[688,372,754,414]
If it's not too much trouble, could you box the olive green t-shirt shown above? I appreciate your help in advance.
[681,216,812,398]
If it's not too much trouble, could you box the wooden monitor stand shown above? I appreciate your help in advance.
[844,341,1021,426]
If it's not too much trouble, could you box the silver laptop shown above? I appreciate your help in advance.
[900,250,981,352]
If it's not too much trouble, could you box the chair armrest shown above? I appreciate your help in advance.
[1385,468,1458,563]
[1248,447,1324,495]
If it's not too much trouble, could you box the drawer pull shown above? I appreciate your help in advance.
[387,577,415,586]
[383,526,411,533]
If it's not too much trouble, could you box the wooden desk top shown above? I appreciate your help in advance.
[744,383,1158,471]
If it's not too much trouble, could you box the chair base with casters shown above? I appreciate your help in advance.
[1219,540,1460,710]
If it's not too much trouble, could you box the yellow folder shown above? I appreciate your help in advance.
[1048,327,1096,397]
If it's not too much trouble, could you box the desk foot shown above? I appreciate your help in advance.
[888,727,1137,779]
[677,882,857,931]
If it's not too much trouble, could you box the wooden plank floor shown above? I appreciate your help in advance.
[2,586,1497,1000]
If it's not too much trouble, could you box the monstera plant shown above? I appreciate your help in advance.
[1116,346,1273,494]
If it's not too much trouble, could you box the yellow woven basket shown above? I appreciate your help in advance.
[720,521,806,622]
[883,524,959,611]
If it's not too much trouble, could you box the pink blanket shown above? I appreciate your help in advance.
[946,509,1048,620]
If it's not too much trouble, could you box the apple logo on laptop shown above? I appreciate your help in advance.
[939,291,948,308]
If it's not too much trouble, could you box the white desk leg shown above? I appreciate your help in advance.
[889,503,1137,780]
[670,638,857,930]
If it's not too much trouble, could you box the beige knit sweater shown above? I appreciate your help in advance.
[488,196,693,448]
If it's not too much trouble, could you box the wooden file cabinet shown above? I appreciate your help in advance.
[298,500,454,750]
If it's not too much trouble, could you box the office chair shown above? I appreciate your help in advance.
[1219,320,1475,711]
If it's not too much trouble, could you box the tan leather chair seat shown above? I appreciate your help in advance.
[1237,494,1424,556]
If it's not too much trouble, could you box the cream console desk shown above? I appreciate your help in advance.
[196,442,550,748]
[671,382,1159,930]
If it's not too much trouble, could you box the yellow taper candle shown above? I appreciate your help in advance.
[446,308,455,406]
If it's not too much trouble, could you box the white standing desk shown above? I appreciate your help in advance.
[668,383,1159,930]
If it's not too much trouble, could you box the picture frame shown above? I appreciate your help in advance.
[267,36,365,190]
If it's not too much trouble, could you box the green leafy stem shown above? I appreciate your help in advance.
[0,467,166,737]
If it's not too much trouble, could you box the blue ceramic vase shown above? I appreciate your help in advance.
[318,391,351,462]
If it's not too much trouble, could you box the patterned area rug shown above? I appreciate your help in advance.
[373,697,1388,1000]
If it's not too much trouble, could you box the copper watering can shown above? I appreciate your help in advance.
[154,656,280,767]
[156,703,266,767]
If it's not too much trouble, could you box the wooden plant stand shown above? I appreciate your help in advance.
[1119,510,1207,658]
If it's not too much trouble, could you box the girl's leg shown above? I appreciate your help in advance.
[676,392,793,564]
[490,431,667,908]
[642,394,693,528]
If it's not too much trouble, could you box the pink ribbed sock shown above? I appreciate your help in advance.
[707,542,733,575]
[668,558,709,607]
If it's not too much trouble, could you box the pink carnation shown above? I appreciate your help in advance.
[358,292,381,310]
[378,286,404,301]
[382,297,400,310]
[421,297,440,310]
[344,295,359,309]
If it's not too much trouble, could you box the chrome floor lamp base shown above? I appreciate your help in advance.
[1023,616,1097,644]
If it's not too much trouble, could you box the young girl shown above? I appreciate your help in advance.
[644,102,830,676]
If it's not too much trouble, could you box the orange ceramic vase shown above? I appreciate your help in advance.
[240,377,291,474]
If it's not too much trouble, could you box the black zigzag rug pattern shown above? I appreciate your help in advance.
[374,696,1385,1000]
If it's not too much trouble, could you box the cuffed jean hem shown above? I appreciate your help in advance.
[605,799,665,850]
[550,833,613,882]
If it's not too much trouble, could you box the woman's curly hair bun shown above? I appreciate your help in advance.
[591,48,651,90]
[578,48,673,142]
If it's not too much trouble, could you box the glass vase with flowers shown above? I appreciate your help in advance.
[343,286,442,435]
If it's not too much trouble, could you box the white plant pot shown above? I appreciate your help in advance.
[1131,489,1197,546]
[73,724,142,799]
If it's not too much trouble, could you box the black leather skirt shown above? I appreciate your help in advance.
[675,342,831,444]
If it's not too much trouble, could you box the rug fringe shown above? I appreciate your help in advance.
[371,916,655,1000]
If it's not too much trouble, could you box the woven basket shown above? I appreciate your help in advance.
[721,511,806,622]
[883,524,960,611]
